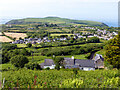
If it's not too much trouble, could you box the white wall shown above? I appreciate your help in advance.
[44,65,55,69]
[80,67,95,71]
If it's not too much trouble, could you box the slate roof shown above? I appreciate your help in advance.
[41,58,95,68]
[64,57,74,66]
[75,59,95,68]
[94,54,104,61]
[43,59,55,66]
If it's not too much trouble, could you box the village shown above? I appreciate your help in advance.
[11,27,118,44]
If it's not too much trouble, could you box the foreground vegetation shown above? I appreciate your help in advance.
[1,69,119,88]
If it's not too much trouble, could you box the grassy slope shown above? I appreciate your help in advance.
[6,17,107,26]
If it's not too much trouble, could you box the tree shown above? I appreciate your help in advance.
[55,64,60,70]
[27,43,32,47]
[53,56,64,70]
[72,68,79,78]
[20,48,31,56]
[25,62,42,70]
[105,32,120,69]
[13,37,16,41]
[87,37,100,43]
[10,55,29,68]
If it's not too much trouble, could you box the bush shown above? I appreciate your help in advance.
[20,48,31,56]
[45,67,50,70]
[87,37,100,43]
[10,55,29,68]
[27,43,32,47]
[55,64,60,70]
[25,62,42,70]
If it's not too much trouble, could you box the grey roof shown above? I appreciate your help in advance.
[64,57,74,66]
[75,59,95,68]
[95,54,104,61]
[40,63,44,68]
[41,58,95,68]
[43,59,55,66]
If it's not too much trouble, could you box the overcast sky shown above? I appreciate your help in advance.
[0,0,119,26]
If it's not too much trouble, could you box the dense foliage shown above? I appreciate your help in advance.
[1,69,119,88]
[25,62,42,70]
[87,37,100,43]
[10,55,29,68]
[2,48,31,64]
[2,43,17,50]
[105,32,120,69]
[41,44,104,56]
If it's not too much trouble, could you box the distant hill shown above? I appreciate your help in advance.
[6,17,108,27]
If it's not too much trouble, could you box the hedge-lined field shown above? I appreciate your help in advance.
[1,69,119,88]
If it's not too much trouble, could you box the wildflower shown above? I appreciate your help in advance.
[44,82,47,84]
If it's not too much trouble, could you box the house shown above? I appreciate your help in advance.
[63,57,95,71]
[94,54,104,69]
[40,54,104,71]
[40,59,55,69]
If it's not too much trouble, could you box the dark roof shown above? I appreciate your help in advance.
[95,54,104,61]
[64,57,74,66]
[75,59,95,68]
[40,63,44,68]
[43,59,55,66]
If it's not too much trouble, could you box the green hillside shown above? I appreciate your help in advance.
[6,17,107,26]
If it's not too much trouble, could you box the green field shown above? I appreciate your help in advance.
[63,54,88,59]
[17,44,27,48]
[51,34,74,37]
[27,55,52,63]
[6,17,107,27]
[95,49,105,57]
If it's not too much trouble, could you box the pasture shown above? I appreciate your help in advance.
[51,34,74,37]
[4,32,27,40]
[0,36,13,42]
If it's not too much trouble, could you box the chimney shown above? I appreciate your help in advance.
[71,56,75,65]
[71,56,74,60]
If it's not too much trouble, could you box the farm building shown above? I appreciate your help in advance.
[40,54,104,71]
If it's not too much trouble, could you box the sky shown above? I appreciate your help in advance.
[0,0,119,27]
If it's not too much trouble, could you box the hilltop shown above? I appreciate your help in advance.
[6,17,108,27]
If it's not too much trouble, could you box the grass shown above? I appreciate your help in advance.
[51,34,74,36]
[17,44,27,48]
[63,54,88,59]
[95,49,105,57]
[0,63,15,70]
[27,55,52,63]
[8,17,106,26]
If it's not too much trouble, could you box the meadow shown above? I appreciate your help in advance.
[51,34,74,37]
[4,32,27,40]
[0,36,13,42]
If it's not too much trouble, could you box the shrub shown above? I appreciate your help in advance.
[45,67,50,70]
[27,43,32,47]
[25,62,42,70]
[10,55,29,68]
